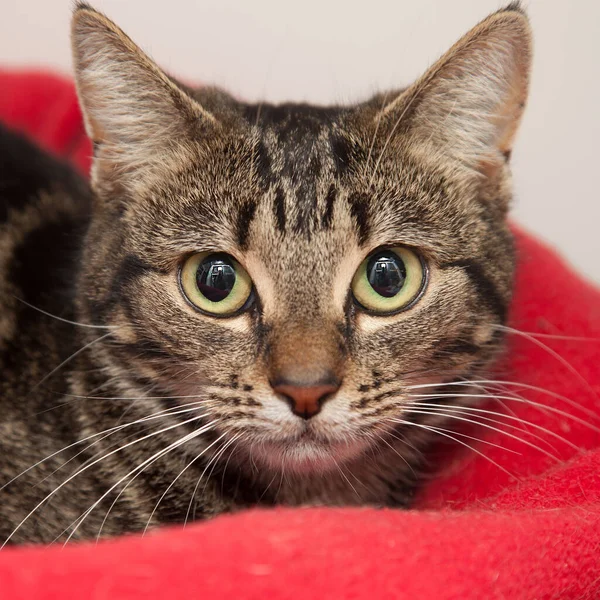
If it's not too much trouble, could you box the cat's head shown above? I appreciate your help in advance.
[71,3,531,475]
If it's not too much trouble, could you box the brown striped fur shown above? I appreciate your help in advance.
[0,3,531,543]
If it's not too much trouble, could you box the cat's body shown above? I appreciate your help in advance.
[0,3,531,544]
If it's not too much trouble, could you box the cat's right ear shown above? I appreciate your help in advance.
[71,3,216,192]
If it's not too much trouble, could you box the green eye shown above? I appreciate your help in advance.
[351,247,426,314]
[180,252,253,316]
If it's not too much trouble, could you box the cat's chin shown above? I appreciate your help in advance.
[248,433,367,475]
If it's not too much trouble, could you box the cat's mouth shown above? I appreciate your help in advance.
[249,426,367,474]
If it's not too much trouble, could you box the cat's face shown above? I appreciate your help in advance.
[72,5,530,475]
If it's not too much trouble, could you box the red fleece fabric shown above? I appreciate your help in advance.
[1,70,599,599]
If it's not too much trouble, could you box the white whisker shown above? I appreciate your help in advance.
[65,420,219,545]
[406,399,579,452]
[495,324,600,406]
[403,407,559,462]
[183,433,242,529]
[387,417,517,479]
[369,88,421,187]
[1,412,209,547]
[12,296,119,329]
[406,390,600,434]
[370,427,416,475]
[0,401,208,495]
[363,90,390,179]
[332,457,361,500]
[406,379,600,421]
[141,431,230,537]
[29,332,114,393]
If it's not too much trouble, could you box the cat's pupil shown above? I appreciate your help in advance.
[196,255,236,302]
[367,252,406,298]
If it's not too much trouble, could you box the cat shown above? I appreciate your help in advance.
[0,2,530,544]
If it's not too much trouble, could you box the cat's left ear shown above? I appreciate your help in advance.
[71,3,216,191]
[377,5,532,173]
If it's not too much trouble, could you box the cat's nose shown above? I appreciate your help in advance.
[272,379,340,419]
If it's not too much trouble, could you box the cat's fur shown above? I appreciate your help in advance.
[0,3,531,544]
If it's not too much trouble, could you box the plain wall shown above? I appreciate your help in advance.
[1,0,598,281]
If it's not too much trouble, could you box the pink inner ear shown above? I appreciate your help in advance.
[71,6,216,182]
[375,11,531,169]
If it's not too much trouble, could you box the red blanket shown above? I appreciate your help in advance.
[1,70,599,600]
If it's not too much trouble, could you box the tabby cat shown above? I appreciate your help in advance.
[0,2,530,544]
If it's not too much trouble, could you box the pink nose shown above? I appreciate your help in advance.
[272,381,340,419]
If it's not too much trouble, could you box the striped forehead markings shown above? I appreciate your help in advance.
[273,187,286,234]
[235,106,370,246]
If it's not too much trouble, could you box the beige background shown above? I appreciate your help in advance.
[1,0,598,281]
